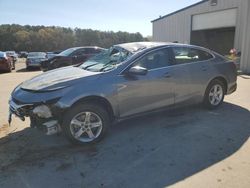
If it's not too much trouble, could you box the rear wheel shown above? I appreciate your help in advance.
[62,103,110,145]
[7,61,12,72]
[204,79,225,109]
[12,61,15,70]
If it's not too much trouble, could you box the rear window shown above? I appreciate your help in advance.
[172,47,213,64]
[28,52,46,58]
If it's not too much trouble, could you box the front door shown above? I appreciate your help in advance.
[117,48,175,117]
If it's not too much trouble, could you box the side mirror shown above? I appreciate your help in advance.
[128,66,148,76]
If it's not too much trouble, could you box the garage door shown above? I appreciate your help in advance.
[192,8,237,31]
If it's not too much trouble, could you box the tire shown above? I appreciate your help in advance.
[62,103,110,145]
[12,61,15,70]
[8,62,12,72]
[203,79,226,109]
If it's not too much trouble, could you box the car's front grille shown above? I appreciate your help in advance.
[9,98,33,117]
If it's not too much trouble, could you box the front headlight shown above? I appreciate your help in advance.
[33,105,52,118]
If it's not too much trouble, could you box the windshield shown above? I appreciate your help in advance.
[80,47,131,72]
[58,48,77,56]
[28,52,46,58]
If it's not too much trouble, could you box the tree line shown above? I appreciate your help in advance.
[0,24,147,52]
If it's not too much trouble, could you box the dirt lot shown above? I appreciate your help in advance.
[0,60,250,188]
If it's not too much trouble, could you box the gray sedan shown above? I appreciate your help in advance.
[9,42,237,145]
[26,52,47,70]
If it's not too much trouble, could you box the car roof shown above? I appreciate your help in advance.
[68,46,104,50]
[114,42,171,53]
[115,42,213,54]
[28,52,46,54]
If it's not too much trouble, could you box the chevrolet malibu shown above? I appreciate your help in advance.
[9,42,237,145]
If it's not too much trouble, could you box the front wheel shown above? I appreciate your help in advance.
[62,103,110,145]
[203,79,225,109]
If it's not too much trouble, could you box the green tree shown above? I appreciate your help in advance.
[0,24,145,52]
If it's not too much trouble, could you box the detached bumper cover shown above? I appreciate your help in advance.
[8,98,62,135]
[9,98,33,123]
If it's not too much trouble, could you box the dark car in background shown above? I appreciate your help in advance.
[40,46,105,71]
[5,51,18,70]
[19,51,28,58]
[26,52,47,70]
[9,42,237,145]
[0,51,14,72]
[46,51,62,59]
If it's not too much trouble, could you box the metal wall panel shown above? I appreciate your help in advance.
[152,0,243,50]
[240,0,250,73]
[192,8,237,31]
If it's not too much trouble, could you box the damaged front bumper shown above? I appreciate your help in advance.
[8,97,62,135]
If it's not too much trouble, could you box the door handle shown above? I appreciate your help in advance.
[201,66,207,71]
[164,72,171,78]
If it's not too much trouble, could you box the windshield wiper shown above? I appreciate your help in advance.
[82,63,99,70]
[99,62,118,72]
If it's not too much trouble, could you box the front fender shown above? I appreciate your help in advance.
[54,83,119,117]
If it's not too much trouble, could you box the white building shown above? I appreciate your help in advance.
[152,0,250,73]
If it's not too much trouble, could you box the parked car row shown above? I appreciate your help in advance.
[0,47,106,72]
[8,42,237,145]
[24,47,105,71]
[40,46,105,71]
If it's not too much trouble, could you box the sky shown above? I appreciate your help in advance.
[0,0,201,37]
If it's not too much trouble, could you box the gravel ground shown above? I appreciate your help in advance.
[0,59,250,188]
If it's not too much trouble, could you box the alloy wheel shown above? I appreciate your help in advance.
[69,111,103,143]
[208,84,223,106]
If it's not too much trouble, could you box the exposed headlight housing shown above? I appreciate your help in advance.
[33,105,52,118]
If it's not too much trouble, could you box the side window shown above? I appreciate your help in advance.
[94,49,103,54]
[134,49,170,70]
[198,49,214,61]
[86,48,96,54]
[172,47,213,64]
[73,49,86,56]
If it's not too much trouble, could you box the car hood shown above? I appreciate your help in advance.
[21,66,101,91]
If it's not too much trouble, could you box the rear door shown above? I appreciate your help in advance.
[117,47,175,117]
[170,46,214,104]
